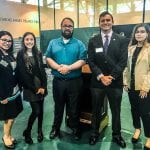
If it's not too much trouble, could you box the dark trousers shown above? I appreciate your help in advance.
[52,77,83,130]
[91,87,123,137]
[128,90,150,137]
[26,100,44,132]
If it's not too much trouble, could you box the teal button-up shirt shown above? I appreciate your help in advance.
[45,37,87,78]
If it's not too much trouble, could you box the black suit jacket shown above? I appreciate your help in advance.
[16,51,47,96]
[88,32,128,88]
[0,51,17,100]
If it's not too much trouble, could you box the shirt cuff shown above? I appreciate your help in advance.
[97,73,104,81]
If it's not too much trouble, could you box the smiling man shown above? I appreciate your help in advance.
[88,11,128,148]
[45,17,87,140]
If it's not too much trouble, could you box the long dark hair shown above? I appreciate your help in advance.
[21,32,39,56]
[0,30,13,54]
[130,23,150,46]
[21,32,40,73]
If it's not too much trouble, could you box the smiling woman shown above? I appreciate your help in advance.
[16,32,47,144]
[123,23,150,149]
[0,36,13,52]
[0,31,23,149]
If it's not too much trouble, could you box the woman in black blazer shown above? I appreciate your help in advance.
[16,32,47,144]
[0,31,23,149]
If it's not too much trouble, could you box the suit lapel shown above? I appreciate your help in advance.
[96,33,118,54]
[130,44,148,65]
[97,34,103,47]
[107,33,117,53]
[136,46,147,65]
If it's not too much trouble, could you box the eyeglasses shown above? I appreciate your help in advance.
[62,25,73,29]
[0,38,12,43]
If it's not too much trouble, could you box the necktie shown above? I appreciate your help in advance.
[103,35,109,54]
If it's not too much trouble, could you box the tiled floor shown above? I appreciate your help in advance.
[0,76,146,150]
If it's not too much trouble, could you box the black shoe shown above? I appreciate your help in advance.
[112,136,126,148]
[11,137,17,145]
[23,130,33,144]
[72,128,81,140]
[132,129,141,143]
[49,128,60,139]
[132,137,139,143]
[144,146,150,150]
[12,139,17,145]
[37,131,43,142]
[89,135,98,145]
[2,138,15,149]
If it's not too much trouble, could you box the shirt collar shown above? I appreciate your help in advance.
[101,30,113,40]
[60,37,73,44]
[63,38,70,44]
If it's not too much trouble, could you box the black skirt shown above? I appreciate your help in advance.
[0,95,23,120]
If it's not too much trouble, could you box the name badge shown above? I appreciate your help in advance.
[95,48,103,53]
[0,60,8,67]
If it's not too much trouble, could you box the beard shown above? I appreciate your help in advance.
[61,30,73,39]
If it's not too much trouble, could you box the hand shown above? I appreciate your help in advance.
[124,85,129,92]
[0,99,8,104]
[36,88,45,95]
[100,75,113,86]
[58,64,71,75]
[139,90,147,99]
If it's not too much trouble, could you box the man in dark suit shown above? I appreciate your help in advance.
[88,11,128,148]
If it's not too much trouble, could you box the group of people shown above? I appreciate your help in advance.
[0,31,47,149]
[0,11,150,150]
[45,12,150,150]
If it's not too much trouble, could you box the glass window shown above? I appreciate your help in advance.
[117,3,131,13]
[47,0,53,8]
[79,0,94,27]
[108,5,113,14]
[40,0,55,30]
[145,0,150,10]
[6,0,148,29]
[79,0,86,14]
[94,0,107,27]
[145,0,150,22]
[7,0,43,6]
[47,0,60,9]
[64,0,75,11]
[55,0,77,29]
[26,0,43,6]
[6,0,21,2]
[134,0,143,11]
[108,0,143,25]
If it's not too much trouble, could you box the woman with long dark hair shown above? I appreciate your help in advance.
[124,23,150,150]
[16,32,47,144]
[0,31,23,149]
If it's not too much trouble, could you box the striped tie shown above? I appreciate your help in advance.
[103,35,109,54]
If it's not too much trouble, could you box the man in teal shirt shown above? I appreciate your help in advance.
[45,17,87,140]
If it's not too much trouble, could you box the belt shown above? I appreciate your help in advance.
[54,76,81,81]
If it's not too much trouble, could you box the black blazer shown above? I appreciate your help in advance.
[88,32,128,88]
[16,51,47,96]
[0,50,17,100]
